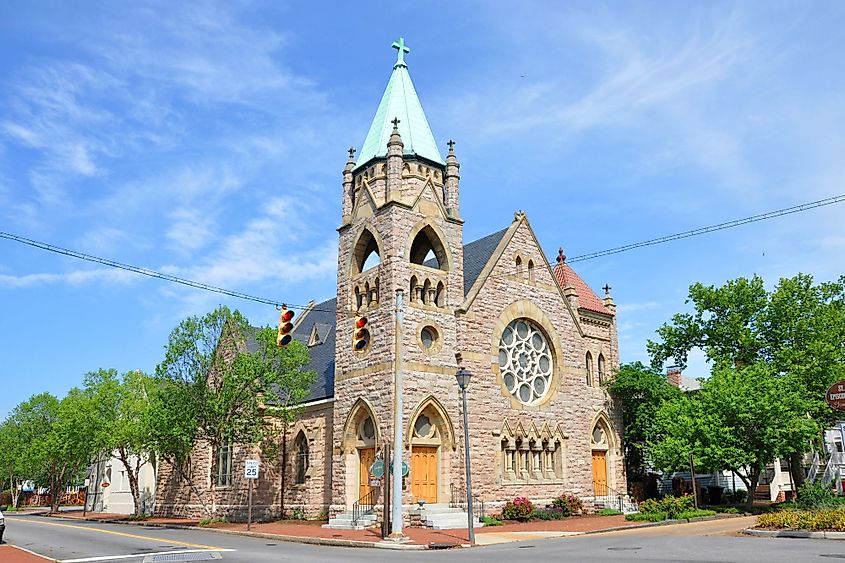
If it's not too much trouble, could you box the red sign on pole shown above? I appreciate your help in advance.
[825,380,845,411]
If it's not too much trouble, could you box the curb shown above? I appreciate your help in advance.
[743,528,845,540]
[40,513,428,550]
[582,513,747,534]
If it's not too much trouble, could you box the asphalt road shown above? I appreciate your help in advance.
[5,512,845,563]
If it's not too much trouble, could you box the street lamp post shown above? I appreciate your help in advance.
[455,367,475,545]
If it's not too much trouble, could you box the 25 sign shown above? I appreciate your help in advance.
[244,459,260,479]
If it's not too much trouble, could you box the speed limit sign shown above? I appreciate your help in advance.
[244,459,259,479]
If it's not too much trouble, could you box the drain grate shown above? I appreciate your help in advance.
[144,552,222,562]
[820,556,845,559]
[607,547,642,551]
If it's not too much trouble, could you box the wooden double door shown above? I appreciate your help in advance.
[592,450,608,495]
[411,446,438,503]
[359,447,376,499]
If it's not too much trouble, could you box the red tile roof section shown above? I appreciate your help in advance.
[553,261,613,316]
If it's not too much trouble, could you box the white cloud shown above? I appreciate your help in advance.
[0,267,137,288]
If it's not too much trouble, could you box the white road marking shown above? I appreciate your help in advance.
[60,548,234,562]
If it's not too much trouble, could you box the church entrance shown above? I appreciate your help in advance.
[411,446,437,503]
[591,450,607,495]
[359,447,376,499]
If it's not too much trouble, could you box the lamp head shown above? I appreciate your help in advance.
[455,367,472,390]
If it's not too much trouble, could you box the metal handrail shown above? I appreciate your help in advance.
[450,483,485,520]
[352,487,377,526]
[592,480,628,512]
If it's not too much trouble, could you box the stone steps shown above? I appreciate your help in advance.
[323,511,378,530]
[416,503,483,530]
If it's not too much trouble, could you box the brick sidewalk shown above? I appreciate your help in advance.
[51,510,640,546]
[0,545,52,562]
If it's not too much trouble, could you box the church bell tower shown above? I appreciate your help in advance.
[332,38,465,509]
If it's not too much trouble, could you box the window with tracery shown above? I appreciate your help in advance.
[499,319,553,404]
[294,432,309,484]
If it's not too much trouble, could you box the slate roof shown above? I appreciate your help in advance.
[460,228,508,295]
[552,261,611,316]
[289,298,336,402]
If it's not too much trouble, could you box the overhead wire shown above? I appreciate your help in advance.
[1,193,843,314]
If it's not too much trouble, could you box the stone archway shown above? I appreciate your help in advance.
[590,413,615,497]
[407,397,456,504]
[341,399,381,507]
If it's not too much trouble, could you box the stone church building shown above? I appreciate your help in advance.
[155,40,625,524]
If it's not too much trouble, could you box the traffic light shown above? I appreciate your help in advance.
[353,315,369,351]
[277,306,295,347]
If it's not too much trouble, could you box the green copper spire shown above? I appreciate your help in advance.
[355,38,444,169]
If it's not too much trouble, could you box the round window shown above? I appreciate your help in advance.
[414,414,433,438]
[420,326,437,350]
[499,318,554,404]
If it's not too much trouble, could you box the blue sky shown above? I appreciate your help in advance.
[2,1,844,419]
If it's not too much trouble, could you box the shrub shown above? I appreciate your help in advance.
[758,509,845,531]
[291,507,306,520]
[598,508,623,516]
[551,493,583,517]
[796,482,844,510]
[625,511,667,522]
[640,495,695,519]
[723,489,747,504]
[502,497,534,521]
[677,509,717,519]
[482,515,503,526]
[198,517,228,527]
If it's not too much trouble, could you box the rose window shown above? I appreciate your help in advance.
[499,319,554,404]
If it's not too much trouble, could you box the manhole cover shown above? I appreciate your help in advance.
[144,552,222,562]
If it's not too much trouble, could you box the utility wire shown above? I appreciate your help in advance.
[2,193,843,312]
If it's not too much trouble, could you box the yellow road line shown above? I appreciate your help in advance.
[11,518,224,550]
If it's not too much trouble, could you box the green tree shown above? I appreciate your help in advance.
[0,418,25,508]
[149,306,315,517]
[249,326,315,517]
[649,363,816,509]
[84,368,155,516]
[606,362,681,488]
[6,393,60,505]
[647,274,845,485]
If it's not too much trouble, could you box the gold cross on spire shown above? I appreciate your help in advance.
[391,37,410,66]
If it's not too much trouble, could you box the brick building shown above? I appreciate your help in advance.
[155,39,625,525]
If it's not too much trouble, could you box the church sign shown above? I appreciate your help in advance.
[825,381,845,411]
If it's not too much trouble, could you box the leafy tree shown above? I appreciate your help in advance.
[6,393,60,505]
[249,326,315,517]
[84,368,155,516]
[150,306,315,517]
[649,363,816,509]
[0,418,25,508]
[647,274,845,485]
[606,362,681,487]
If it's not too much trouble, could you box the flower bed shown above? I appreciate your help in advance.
[757,509,845,531]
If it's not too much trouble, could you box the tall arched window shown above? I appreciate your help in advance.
[598,354,606,385]
[294,432,309,485]
[527,259,535,283]
[585,352,593,387]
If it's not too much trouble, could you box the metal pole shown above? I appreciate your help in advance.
[391,290,405,538]
[462,386,475,545]
[247,478,253,531]
[382,442,390,538]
